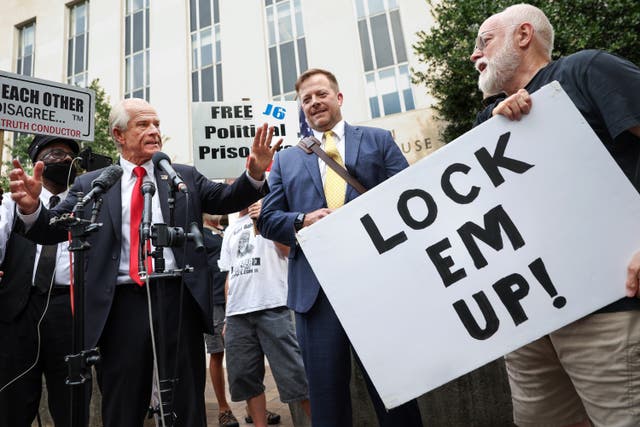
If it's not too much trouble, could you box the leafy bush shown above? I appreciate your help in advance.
[413,0,640,142]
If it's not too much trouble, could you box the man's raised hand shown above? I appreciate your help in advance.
[9,158,44,215]
[247,123,283,180]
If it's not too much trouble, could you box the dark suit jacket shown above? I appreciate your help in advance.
[258,123,408,313]
[0,217,36,323]
[25,163,266,347]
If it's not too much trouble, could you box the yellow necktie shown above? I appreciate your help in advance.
[323,131,346,209]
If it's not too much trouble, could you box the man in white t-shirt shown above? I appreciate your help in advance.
[220,200,310,427]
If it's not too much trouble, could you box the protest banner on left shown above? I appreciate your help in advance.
[0,70,95,141]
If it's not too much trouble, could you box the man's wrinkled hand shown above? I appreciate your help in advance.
[492,89,532,121]
[625,250,640,298]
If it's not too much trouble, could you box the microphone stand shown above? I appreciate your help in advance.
[142,184,203,426]
[140,184,177,427]
[53,194,102,427]
[167,185,176,227]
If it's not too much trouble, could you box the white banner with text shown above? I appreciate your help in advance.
[0,70,95,141]
[192,101,298,179]
[297,82,640,408]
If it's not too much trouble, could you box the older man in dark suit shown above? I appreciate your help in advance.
[9,98,281,427]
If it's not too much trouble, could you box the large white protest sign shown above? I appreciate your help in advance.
[192,101,298,179]
[0,70,94,141]
[297,82,640,408]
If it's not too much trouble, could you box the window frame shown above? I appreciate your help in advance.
[124,0,150,100]
[66,0,90,87]
[264,0,308,101]
[355,0,415,118]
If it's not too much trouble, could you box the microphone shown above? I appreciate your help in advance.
[80,165,124,205]
[141,182,156,240]
[152,152,188,193]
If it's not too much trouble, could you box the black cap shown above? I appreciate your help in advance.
[28,135,80,162]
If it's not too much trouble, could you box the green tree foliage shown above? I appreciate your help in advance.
[88,78,117,160]
[0,134,34,192]
[1,79,115,191]
[413,0,640,143]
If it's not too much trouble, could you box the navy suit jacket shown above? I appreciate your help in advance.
[25,163,265,348]
[258,123,408,313]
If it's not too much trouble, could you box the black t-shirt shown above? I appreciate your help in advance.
[476,50,640,313]
[204,227,227,305]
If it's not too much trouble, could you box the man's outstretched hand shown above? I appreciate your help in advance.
[246,123,283,180]
[9,158,44,215]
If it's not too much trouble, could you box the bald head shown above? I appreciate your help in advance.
[471,3,555,95]
[494,4,554,60]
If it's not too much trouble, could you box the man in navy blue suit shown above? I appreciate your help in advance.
[258,68,423,426]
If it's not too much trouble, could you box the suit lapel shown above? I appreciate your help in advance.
[105,177,122,242]
[301,148,325,200]
[344,123,362,173]
[344,123,363,202]
[154,167,171,224]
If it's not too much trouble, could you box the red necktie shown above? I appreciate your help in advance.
[130,166,148,285]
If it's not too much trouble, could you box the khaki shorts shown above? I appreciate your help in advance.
[505,311,640,427]
[225,307,308,403]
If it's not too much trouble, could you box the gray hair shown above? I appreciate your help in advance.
[500,3,554,59]
[108,99,132,152]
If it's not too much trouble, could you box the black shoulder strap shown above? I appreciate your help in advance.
[297,136,367,195]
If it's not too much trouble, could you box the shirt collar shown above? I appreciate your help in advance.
[119,156,154,179]
[40,186,68,203]
[312,120,345,142]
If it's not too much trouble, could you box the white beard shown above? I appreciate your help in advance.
[478,39,521,96]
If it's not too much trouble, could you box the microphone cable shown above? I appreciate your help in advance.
[0,261,57,394]
[137,181,168,427]
[171,192,191,405]
[144,187,192,427]
[144,265,168,427]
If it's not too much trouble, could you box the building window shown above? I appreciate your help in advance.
[16,21,36,76]
[189,0,222,102]
[265,0,308,100]
[67,1,89,87]
[355,0,415,118]
[124,0,150,100]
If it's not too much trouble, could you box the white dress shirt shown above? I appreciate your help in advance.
[118,157,178,284]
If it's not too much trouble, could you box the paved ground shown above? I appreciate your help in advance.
[204,356,295,427]
[34,357,300,427]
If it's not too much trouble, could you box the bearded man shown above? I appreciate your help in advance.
[471,4,640,427]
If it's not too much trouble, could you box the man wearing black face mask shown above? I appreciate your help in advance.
[0,135,79,426]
